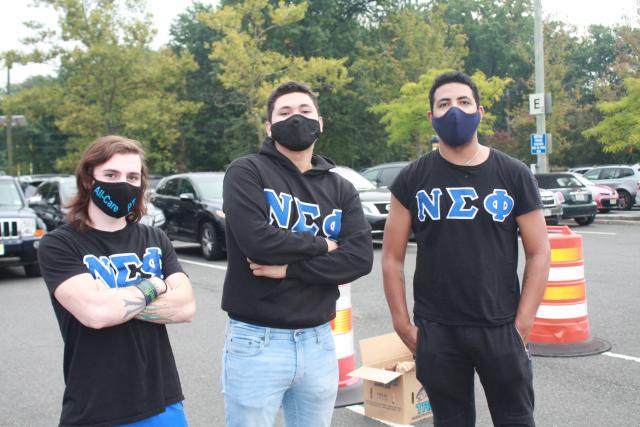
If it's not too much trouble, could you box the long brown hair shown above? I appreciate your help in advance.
[67,135,149,229]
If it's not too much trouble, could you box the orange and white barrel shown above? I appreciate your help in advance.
[330,284,359,388]
[530,226,589,343]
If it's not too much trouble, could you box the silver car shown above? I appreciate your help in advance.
[331,166,390,240]
[583,164,640,210]
[539,188,563,225]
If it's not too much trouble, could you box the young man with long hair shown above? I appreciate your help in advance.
[39,135,195,426]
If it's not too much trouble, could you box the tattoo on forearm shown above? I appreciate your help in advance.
[123,297,146,318]
[136,304,172,322]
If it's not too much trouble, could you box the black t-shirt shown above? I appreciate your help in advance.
[38,222,185,427]
[390,149,542,326]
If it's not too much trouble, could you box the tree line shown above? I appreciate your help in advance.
[1,0,639,175]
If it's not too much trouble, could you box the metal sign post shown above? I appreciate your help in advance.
[533,0,548,173]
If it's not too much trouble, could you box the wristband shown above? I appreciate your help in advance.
[135,279,158,305]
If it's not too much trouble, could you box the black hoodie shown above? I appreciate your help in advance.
[221,138,373,328]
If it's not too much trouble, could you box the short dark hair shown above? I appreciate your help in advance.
[429,71,480,111]
[266,81,320,122]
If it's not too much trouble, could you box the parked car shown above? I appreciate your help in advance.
[29,176,166,231]
[147,174,165,197]
[28,176,76,231]
[0,175,47,277]
[535,173,598,225]
[582,164,640,210]
[570,172,618,213]
[151,172,226,260]
[539,188,563,225]
[331,166,391,240]
[17,174,67,199]
[361,161,409,189]
[568,166,595,175]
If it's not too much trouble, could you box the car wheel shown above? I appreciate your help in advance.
[598,208,610,213]
[574,215,595,226]
[545,217,559,226]
[24,263,41,277]
[617,190,633,210]
[199,222,224,260]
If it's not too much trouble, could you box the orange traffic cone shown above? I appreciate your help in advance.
[528,226,611,356]
[331,284,363,407]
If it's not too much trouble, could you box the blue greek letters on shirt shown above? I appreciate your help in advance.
[483,190,515,222]
[446,187,479,220]
[83,247,163,288]
[263,189,342,239]
[415,187,514,222]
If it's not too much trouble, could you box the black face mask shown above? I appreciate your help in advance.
[91,179,141,219]
[270,114,321,151]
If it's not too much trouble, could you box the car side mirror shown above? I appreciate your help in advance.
[179,192,195,201]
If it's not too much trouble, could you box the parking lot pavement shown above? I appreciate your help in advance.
[593,206,640,225]
[1,223,639,426]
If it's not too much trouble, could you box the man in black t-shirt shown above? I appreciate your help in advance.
[382,72,550,426]
[38,135,195,427]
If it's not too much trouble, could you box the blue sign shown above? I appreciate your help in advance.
[531,133,547,155]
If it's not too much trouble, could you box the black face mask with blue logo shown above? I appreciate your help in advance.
[91,179,141,219]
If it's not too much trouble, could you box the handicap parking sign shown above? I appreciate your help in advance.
[531,134,547,155]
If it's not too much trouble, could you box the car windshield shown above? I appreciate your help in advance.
[331,167,377,191]
[60,178,78,204]
[0,180,24,207]
[573,174,595,187]
[192,174,224,200]
[537,175,584,189]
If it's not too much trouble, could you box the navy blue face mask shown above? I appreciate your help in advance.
[91,179,141,219]
[431,106,481,147]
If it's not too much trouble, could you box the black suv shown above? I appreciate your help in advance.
[151,172,226,260]
[28,176,77,231]
[361,161,410,189]
[0,176,47,277]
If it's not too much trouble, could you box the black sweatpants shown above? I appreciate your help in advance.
[415,318,535,427]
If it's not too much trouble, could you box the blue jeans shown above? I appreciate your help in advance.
[221,319,339,427]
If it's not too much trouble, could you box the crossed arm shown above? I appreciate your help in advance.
[54,272,195,329]
[224,162,372,281]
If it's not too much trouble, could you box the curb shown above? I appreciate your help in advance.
[593,218,640,225]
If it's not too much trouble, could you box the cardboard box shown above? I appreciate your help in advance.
[348,333,432,425]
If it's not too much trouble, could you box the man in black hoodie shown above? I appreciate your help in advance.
[220,81,373,427]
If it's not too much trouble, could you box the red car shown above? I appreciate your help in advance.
[571,173,618,213]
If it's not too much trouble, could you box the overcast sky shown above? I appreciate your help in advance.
[0,0,637,87]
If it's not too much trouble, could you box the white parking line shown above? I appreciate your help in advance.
[603,351,640,364]
[178,258,227,271]
[345,405,414,427]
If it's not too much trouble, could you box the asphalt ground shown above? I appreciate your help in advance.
[592,205,640,225]
[1,221,639,426]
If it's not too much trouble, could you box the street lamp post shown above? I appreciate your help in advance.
[6,63,13,173]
